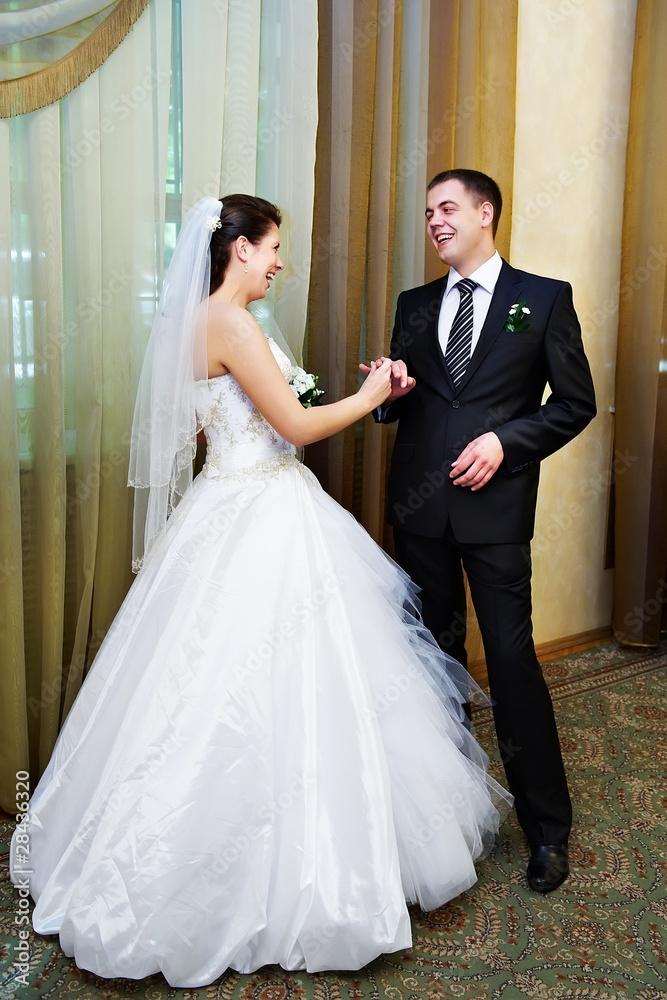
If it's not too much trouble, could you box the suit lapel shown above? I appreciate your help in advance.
[454,260,522,392]
[422,278,456,391]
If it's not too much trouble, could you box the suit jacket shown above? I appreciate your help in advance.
[380,260,597,543]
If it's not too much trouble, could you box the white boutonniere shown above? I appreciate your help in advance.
[289,366,325,407]
[504,299,531,332]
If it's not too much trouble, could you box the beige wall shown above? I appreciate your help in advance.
[510,0,638,643]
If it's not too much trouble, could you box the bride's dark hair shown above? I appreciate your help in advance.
[209,194,282,293]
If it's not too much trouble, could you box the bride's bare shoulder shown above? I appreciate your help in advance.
[207,300,263,345]
[205,301,271,376]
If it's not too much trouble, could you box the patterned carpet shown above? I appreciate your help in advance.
[1,640,666,1000]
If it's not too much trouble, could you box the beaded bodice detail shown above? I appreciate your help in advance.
[194,337,298,481]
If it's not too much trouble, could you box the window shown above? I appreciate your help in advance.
[165,0,183,267]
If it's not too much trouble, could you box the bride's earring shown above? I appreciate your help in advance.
[244,261,248,273]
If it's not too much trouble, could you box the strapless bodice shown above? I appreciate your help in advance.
[194,338,297,481]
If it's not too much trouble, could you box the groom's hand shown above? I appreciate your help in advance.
[359,358,415,403]
[450,432,504,491]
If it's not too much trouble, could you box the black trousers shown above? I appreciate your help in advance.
[394,522,572,846]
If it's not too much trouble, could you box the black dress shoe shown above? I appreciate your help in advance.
[527,843,569,893]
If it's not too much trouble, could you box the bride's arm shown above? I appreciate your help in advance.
[207,307,392,448]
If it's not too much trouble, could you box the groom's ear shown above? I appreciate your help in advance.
[480,201,494,230]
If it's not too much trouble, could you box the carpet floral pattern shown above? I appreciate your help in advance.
[1,640,666,1000]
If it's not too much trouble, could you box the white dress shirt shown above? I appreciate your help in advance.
[438,250,503,358]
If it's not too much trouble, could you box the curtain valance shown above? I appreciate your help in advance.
[0,0,150,117]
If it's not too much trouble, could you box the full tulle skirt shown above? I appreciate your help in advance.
[10,461,511,986]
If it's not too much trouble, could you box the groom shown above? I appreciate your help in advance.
[370,169,596,892]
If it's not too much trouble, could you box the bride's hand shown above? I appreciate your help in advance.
[357,357,393,409]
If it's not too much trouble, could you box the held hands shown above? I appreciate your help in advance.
[450,432,504,491]
[358,358,416,404]
[357,358,394,409]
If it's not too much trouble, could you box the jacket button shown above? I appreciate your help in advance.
[452,399,460,409]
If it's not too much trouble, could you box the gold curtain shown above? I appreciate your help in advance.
[424,0,517,282]
[306,0,518,518]
[613,0,667,646]
[306,0,395,536]
[0,123,27,798]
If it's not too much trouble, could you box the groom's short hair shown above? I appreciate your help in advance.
[427,169,502,238]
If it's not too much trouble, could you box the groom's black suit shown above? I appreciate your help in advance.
[380,259,596,845]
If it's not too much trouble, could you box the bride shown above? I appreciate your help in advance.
[10,195,512,988]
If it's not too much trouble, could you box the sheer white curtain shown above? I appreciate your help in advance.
[1,0,319,807]
[182,0,318,362]
[61,0,172,707]
[0,0,172,800]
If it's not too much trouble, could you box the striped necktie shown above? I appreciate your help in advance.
[445,278,478,386]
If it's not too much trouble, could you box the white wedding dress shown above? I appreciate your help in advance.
[10,338,511,987]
